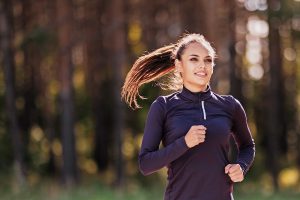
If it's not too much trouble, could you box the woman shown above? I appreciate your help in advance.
[122,33,255,200]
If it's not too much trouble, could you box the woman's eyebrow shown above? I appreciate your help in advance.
[188,54,211,58]
[189,54,199,57]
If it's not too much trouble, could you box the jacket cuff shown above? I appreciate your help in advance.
[176,136,189,151]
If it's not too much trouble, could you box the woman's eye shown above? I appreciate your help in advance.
[190,57,198,61]
[204,58,212,63]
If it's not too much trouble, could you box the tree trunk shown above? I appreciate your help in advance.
[56,0,77,186]
[226,0,241,162]
[109,0,126,187]
[43,0,57,175]
[84,0,112,171]
[266,0,285,190]
[140,0,160,50]
[0,0,26,186]
[179,0,216,41]
[228,0,243,102]
[19,0,41,168]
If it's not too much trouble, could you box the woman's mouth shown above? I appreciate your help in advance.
[194,71,207,78]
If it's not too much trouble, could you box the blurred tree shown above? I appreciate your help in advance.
[56,0,78,186]
[109,0,126,187]
[0,0,26,185]
[139,0,160,51]
[84,0,113,172]
[179,0,216,41]
[41,0,58,175]
[228,0,243,102]
[19,0,37,166]
[20,0,56,173]
[225,0,241,163]
[139,0,177,49]
[278,0,298,163]
[265,0,285,190]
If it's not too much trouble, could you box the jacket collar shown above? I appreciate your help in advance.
[179,85,213,102]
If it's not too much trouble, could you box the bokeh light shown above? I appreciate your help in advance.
[248,65,264,80]
[284,48,297,61]
[247,16,269,38]
[244,0,268,11]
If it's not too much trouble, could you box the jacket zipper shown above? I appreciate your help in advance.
[201,101,207,120]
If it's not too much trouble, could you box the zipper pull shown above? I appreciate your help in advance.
[201,101,207,120]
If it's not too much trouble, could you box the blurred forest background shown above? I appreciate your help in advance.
[1,0,300,199]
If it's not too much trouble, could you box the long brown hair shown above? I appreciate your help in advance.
[121,33,216,109]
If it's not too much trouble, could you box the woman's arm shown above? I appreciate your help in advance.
[138,97,189,175]
[231,97,255,175]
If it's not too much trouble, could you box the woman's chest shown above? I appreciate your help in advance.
[163,103,233,146]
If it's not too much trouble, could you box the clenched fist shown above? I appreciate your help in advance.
[225,164,244,182]
[184,125,207,148]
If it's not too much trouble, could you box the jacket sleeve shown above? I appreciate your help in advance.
[231,97,255,175]
[138,97,189,176]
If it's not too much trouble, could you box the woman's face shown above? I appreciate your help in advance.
[176,42,214,92]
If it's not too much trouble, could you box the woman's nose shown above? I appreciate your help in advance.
[196,62,206,69]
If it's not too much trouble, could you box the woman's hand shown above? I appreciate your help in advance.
[184,125,206,148]
[225,164,244,182]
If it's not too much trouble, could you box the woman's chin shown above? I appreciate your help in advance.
[185,82,208,91]
[194,81,208,88]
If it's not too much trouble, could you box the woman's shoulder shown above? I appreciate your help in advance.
[211,92,237,102]
[154,91,181,103]
[211,92,243,111]
[150,91,181,110]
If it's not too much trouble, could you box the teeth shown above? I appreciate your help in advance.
[195,72,206,76]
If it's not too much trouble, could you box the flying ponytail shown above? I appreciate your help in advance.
[121,44,176,109]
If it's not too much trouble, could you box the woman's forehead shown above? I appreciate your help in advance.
[182,42,210,57]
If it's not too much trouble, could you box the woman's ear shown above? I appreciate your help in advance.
[175,59,183,73]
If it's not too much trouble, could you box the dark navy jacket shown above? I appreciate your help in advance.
[138,86,255,200]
